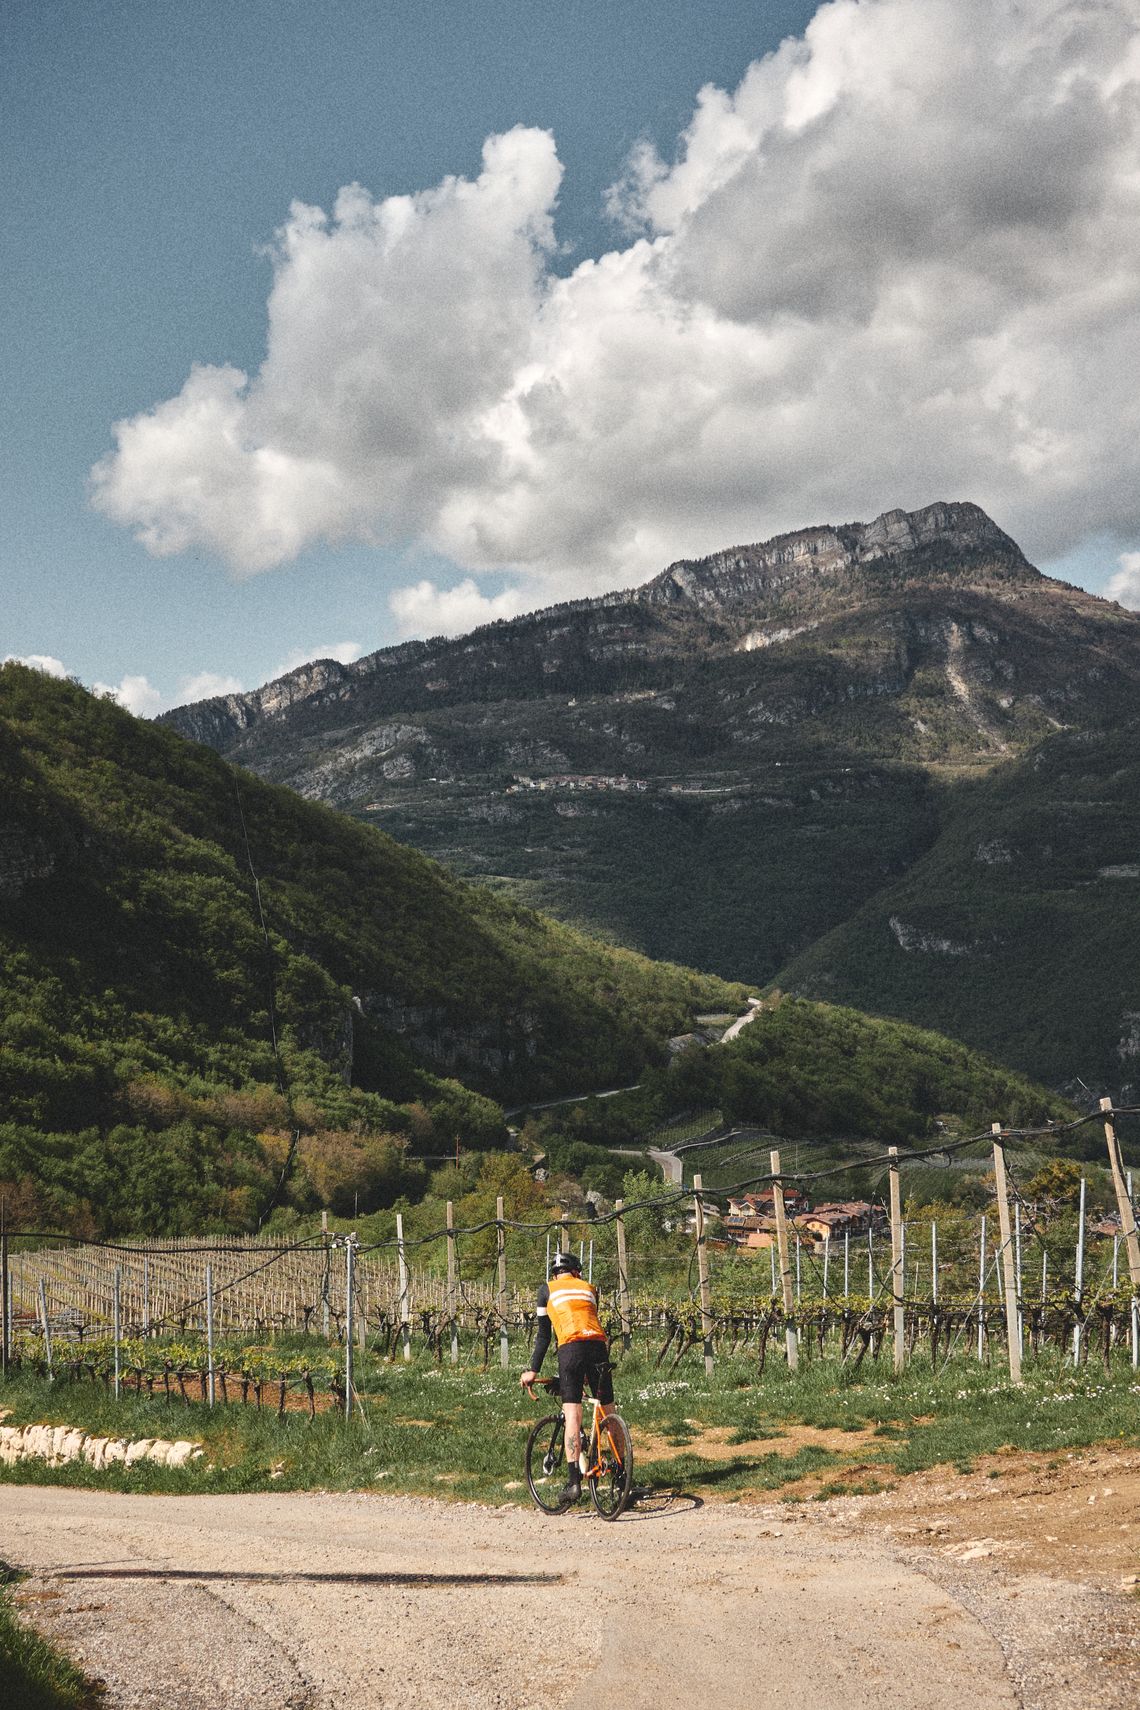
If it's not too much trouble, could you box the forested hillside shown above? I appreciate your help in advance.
[0,665,746,1234]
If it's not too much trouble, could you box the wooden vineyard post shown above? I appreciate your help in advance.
[889,1147,905,1374]
[38,1280,52,1377]
[692,1173,714,1376]
[770,1149,798,1370]
[446,1201,459,1365]
[614,1199,632,1351]
[1102,1098,1140,1300]
[396,1214,411,1362]
[113,1267,122,1400]
[991,1126,1023,1385]
[496,1196,509,1370]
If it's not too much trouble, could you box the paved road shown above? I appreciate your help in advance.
[0,1486,1024,1710]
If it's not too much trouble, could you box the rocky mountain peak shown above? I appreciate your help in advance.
[642,501,1031,611]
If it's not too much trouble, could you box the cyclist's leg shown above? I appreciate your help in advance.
[557,1344,589,1498]
[563,1400,584,1464]
[588,1342,615,1419]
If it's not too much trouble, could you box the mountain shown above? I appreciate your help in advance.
[161,502,1140,1093]
[0,664,750,1233]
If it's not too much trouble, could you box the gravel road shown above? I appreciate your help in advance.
[3,1482,1114,1710]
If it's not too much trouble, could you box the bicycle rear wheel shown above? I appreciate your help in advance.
[525,1413,571,1514]
[587,1412,633,1519]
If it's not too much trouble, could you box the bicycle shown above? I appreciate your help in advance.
[524,1376,634,1519]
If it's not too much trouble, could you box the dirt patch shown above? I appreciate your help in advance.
[820,1444,1140,1590]
[636,1419,880,1464]
[118,1371,336,1413]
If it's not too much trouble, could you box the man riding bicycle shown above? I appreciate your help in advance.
[520,1248,613,1506]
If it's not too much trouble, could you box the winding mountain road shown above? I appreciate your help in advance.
[3,1483,1121,1710]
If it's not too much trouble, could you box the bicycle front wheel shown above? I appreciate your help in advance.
[587,1412,633,1520]
[525,1413,570,1514]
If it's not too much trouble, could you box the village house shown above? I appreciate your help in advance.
[800,1201,879,1241]
[721,1195,881,1253]
[726,1188,808,1218]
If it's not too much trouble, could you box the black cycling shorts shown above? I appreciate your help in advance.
[557,1338,613,1404]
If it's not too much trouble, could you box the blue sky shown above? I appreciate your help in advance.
[5,1,1139,712]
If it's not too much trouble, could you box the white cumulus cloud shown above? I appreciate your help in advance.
[177,670,245,703]
[93,673,165,716]
[1107,551,1140,609]
[271,641,364,676]
[92,0,1140,617]
[388,580,525,638]
[3,653,69,677]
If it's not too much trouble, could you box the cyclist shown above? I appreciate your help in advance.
[520,1248,613,1506]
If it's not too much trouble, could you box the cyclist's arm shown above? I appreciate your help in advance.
[527,1282,552,1374]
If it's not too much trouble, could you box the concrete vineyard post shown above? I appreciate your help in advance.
[1014,1210,1024,1355]
[844,1229,849,1299]
[977,1216,987,1361]
[931,1221,939,1306]
[496,1196,509,1370]
[344,1236,355,1417]
[396,1214,411,1363]
[1,1215,8,1379]
[143,1253,150,1337]
[692,1173,714,1376]
[889,1148,905,1374]
[560,1210,571,1255]
[206,1264,215,1406]
[614,1200,632,1351]
[1129,1172,1139,1370]
[795,1235,801,1302]
[446,1201,459,1365]
[1074,1176,1087,1363]
[989,1129,1022,1384]
[770,1149,798,1369]
[823,1232,830,1301]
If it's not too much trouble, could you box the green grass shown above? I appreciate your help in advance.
[0,1583,101,1710]
[3,1340,1139,1507]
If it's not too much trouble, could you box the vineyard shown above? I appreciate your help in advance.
[4,1105,1140,1413]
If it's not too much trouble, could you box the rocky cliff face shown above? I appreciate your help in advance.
[161,502,1035,749]
[643,502,1031,612]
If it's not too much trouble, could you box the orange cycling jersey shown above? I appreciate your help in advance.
[540,1273,605,1344]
